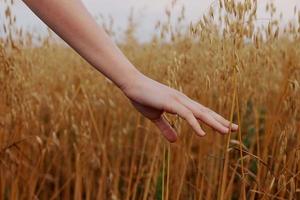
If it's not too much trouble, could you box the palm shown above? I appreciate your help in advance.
[130,100,163,120]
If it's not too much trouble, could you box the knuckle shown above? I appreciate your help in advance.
[171,92,181,101]
[172,91,186,101]
[163,99,176,112]
[185,111,195,121]
[178,92,189,101]
[201,107,210,114]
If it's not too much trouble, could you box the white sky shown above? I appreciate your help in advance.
[0,0,299,42]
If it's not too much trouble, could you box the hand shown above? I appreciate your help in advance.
[22,0,238,143]
[122,73,239,143]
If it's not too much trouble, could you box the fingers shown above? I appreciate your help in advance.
[166,101,206,136]
[195,111,230,134]
[190,99,239,131]
[173,93,238,135]
[208,110,239,131]
[183,101,229,134]
[152,115,177,143]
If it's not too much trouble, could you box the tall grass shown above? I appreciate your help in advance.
[0,0,300,199]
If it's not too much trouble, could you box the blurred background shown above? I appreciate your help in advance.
[1,0,300,42]
[0,0,300,199]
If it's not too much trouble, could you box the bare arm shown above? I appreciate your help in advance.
[23,0,238,142]
[23,0,139,89]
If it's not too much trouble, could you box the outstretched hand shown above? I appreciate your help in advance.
[122,73,239,142]
[22,0,238,143]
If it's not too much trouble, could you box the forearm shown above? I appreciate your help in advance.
[23,0,141,89]
[22,0,239,141]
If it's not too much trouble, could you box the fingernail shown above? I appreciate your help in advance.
[199,131,206,137]
[232,124,239,130]
[224,128,229,134]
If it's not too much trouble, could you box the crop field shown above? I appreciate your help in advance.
[0,0,300,199]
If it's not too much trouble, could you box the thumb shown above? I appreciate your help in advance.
[152,115,177,143]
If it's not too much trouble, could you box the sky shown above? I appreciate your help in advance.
[0,0,299,42]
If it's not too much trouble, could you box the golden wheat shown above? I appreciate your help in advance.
[0,0,299,199]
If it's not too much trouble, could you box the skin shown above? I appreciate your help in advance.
[22,0,238,143]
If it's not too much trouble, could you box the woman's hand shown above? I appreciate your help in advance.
[122,73,239,142]
[22,0,238,143]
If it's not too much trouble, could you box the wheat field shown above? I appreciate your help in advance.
[0,0,300,199]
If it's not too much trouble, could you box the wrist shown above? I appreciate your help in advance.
[118,68,144,94]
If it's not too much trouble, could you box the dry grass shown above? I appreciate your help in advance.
[0,0,300,199]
